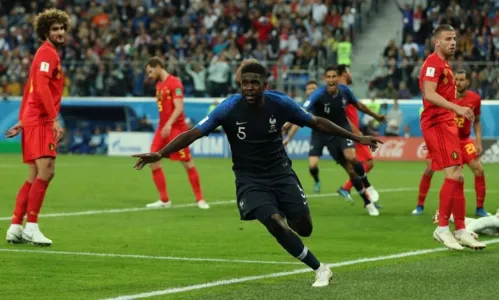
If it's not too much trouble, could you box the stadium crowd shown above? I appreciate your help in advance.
[370,0,499,100]
[0,0,377,98]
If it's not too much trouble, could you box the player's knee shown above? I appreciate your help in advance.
[365,160,374,170]
[260,214,289,238]
[38,168,55,181]
[183,160,195,169]
[423,168,434,177]
[471,163,484,177]
[289,219,313,237]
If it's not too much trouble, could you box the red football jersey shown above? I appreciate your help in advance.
[345,104,359,129]
[21,41,64,126]
[419,52,455,129]
[155,75,185,128]
[454,90,481,139]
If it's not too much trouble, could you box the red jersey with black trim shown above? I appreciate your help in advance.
[419,52,455,129]
[21,41,64,126]
[155,75,186,128]
[454,90,481,140]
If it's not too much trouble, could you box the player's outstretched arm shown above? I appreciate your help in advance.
[307,116,383,150]
[283,124,300,145]
[353,101,386,123]
[133,128,203,170]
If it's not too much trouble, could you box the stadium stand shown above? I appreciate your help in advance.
[0,0,385,98]
[370,0,499,100]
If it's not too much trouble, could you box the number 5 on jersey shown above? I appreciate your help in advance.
[237,126,246,140]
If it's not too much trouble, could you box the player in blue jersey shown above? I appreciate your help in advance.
[132,62,382,287]
[284,66,386,216]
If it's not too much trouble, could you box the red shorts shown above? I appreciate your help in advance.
[150,126,191,161]
[22,125,57,164]
[355,143,372,162]
[459,138,478,164]
[422,120,462,171]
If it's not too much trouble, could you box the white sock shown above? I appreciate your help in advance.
[9,224,22,230]
[25,222,39,232]
[454,229,467,236]
[437,226,450,233]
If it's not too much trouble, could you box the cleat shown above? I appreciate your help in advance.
[6,224,24,244]
[454,230,486,250]
[22,229,52,246]
[433,229,463,250]
[146,200,172,208]
[312,263,332,287]
[476,208,492,217]
[411,205,424,216]
[337,187,354,204]
[313,182,321,193]
[365,203,379,216]
[374,203,383,209]
[366,186,379,202]
[197,200,210,209]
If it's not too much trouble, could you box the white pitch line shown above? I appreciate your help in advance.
[0,248,302,265]
[103,238,499,300]
[0,188,416,221]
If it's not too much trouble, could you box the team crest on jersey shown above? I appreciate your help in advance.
[269,116,277,133]
[451,151,459,160]
[49,143,55,151]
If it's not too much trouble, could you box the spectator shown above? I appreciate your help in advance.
[184,60,207,97]
[207,53,231,97]
[69,128,87,154]
[385,99,403,137]
[89,128,105,154]
[336,35,352,67]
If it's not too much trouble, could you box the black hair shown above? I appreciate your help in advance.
[336,64,349,76]
[241,62,267,77]
[324,66,337,75]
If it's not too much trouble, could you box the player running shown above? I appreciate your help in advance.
[282,80,323,193]
[144,57,209,209]
[433,209,499,237]
[284,66,385,215]
[412,70,490,217]
[419,24,485,250]
[335,65,379,203]
[5,9,70,246]
[133,62,382,287]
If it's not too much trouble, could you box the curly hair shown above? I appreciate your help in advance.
[34,8,70,41]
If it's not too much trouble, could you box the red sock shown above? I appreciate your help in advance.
[26,179,49,223]
[187,167,203,201]
[417,174,432,206]
[475,175,486,208]
[152,168,169,202]
[11,181,32,225]
[452,180,466,230]
[438,178,458,227]
[342,179,353,191]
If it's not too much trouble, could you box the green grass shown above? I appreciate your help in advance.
[0,155,498,299]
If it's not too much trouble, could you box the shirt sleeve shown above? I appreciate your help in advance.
[282,95,313,127]
[194,99,230,135]
[34,48,59,119]
[170,79,184,101]
[475,94,481,116]
[302,89,322,113]
[341,85,359,104]
[35,48,59,80]
[421,57,442,84]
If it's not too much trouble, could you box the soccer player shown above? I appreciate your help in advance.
[284,66,385,215]
[412,70,490,217]
[283,80,323,193]
[433,209,499,237]
[144,57,209,209]
[133,62,382,287]
[419,24,485,250]
[335,65,379,203]
[4,9,70,246]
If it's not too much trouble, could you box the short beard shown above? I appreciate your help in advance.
[48,37,64,48]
